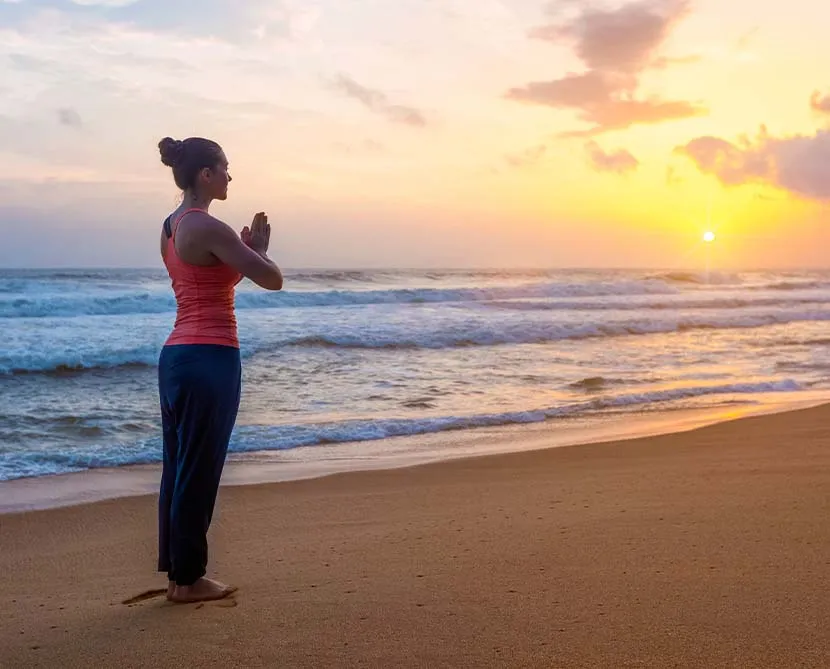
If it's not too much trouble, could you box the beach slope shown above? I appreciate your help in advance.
[3,405,830,668]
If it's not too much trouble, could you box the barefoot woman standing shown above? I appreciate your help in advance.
[156,137,283,603]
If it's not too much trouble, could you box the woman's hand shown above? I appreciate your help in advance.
[241,212,270,254]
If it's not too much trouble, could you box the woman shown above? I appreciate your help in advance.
[157,136,283,603]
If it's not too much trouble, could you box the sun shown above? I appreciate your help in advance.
[703,231,716,243]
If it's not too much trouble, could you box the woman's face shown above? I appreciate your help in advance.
[200,151,232,201]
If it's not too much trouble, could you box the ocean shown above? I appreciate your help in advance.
[2,267,829,482]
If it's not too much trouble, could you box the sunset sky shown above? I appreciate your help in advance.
[1,0,828,268]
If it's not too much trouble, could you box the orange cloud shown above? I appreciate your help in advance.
[507,72,626,108]
[560,98,705,137]
[507,0,704,135]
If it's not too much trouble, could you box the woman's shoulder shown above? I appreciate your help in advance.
[173,208,229,234]
[173,207,212,224]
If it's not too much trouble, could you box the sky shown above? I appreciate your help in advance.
[0,0,829,269]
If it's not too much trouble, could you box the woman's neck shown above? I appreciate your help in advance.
[182,190,212,212]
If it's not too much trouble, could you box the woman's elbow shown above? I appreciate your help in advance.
[263,269,283,291]
[249,264,283,291]
[253,276,282,291]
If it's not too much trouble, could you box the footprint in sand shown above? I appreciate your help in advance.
[121,589,168,606]
[122,590,239,607]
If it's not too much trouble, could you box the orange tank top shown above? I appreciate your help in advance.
[163,208,242,348]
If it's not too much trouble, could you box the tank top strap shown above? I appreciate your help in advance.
[171,207,206,241]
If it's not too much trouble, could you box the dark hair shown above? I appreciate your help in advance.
[158,136,224,191]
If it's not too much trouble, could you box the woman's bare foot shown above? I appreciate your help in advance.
[169,577,237,604]
[167,580,175,600]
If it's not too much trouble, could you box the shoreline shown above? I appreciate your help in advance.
[3,391,827,514]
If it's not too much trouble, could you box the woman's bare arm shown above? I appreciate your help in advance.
[203,219,283,291]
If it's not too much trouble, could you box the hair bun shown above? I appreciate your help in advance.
[158,137,185,168]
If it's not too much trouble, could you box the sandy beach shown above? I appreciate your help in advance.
[4,404,830,668]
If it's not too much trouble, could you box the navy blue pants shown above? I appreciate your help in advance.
[157,344,241,586]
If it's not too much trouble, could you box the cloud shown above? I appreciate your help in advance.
[676,129,830,200]
[505,145,546,168]
[0,0,319,44]
[57,107,83,129]
[810,91,830,114]
[507,72,629,108]
[507,0,703,135]
[334,75,427,127]
[585,141,639,173]
[676,136,769,185]
[571,98,704,136]
[0,9,335,187]
[508,73,705,136]
[531,0,691,73]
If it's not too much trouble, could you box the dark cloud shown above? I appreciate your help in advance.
[676,129,830,200]
[505,145,547,168]
[334,75,427,128]
[810,91,830,114]
[585,141,639,173]
[57,108,83,129]
[508,0,703,135]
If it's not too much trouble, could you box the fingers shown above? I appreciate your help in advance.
[251,212,264,234]
[246,212,269,252]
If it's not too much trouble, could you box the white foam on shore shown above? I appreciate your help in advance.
[2,379,806,481]
[2,392,827,514]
